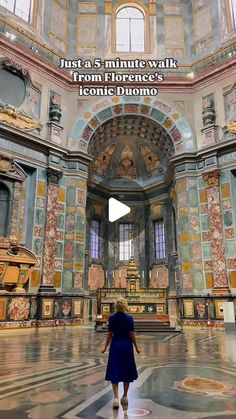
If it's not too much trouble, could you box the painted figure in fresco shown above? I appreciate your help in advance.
[101,298,140,409]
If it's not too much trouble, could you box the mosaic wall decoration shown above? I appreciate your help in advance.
[31,168,47,288]
[63,176,87,290]
[176,176,204,293]
[68,97,196,155]
[203,170,228,288]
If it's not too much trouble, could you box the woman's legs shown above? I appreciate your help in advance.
[112,383,119,399]
[123,382,130,397]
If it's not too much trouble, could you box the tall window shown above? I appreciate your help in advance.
[0,0,33,22]
[90,219,100,259]
[0,182,10,237]
[116,7,145,52]
[154,220,165,259]
[119,223,133,260]
[231,0,236,26]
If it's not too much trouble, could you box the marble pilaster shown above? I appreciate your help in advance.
[203,169,229,293]
[41,168,63,289]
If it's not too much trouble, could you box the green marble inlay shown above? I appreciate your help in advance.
[35,209,44,225]
[150,108,165,123]
[180,245,191,260]
[97,108,113,122]
[66,187,76,206]
[178,215,189,232]
[201,214,209,231]
[75,243,85,259]
[198,177,205,189]
[203,243,212,259]
[38,168,47,180]
[188,188,198,207]
[226,240,236,258]
[63,271,73,290]
[220,170,230,183]
[223,211,233,227]
[59,176,67,187]
[76,216,85,232]
[194,271,204,290]
[57,214,64,230]
[56,242,63,258]
[34,239,43,255]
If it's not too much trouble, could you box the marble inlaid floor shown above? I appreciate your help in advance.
[1,327,236,418]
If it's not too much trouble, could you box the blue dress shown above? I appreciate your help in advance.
[105,312,138,383]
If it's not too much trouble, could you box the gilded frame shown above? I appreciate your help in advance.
[42,299,54,318]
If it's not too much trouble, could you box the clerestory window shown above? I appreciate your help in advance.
[116,6,145,52]
[0,0,33,23]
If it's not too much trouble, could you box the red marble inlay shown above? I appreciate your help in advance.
[42,183,58,286]
[203,172,228,288]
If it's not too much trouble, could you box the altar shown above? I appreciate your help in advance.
[96,259,169,328]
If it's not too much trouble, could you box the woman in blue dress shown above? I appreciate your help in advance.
[101,298,140,409]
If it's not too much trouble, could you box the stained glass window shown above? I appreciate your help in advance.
[116,7,145,52]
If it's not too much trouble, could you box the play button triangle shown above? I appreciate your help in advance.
[108,198,131,222]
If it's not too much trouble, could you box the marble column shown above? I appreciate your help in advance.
[203,169,230,294]
[40,168,63,291]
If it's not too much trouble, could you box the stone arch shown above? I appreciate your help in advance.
[68,96,196,154]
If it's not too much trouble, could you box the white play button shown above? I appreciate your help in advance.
[108,198,131,222]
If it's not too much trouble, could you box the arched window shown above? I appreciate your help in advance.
[116,6,145,52]
[0,0,33,22]
[0,182,10,237]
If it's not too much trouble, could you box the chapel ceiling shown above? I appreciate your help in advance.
[88,115,174,188]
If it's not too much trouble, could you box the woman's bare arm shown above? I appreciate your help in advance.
[101,331,113,353]
[129,331,141,353]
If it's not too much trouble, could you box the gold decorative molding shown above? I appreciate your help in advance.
[149,0,156,16]
[0,103,42,131]
[223,121,236,133]
[105,0,112,14]
[203,169,220,187]
[0,152,12,173]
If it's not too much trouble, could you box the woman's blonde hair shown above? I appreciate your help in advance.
[115,297,128,313]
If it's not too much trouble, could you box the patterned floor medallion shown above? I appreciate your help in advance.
[173,375,236,397]
[125,408,151,416]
